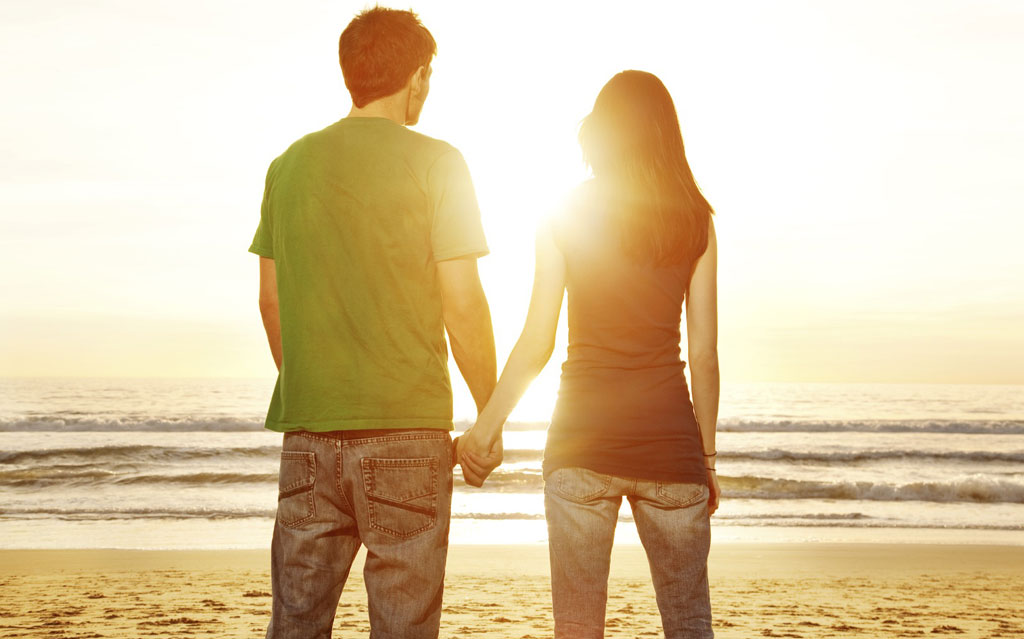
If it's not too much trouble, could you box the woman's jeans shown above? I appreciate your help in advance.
[545,467,713,639]
[266,429,453,639]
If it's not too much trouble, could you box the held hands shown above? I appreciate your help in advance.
[456,426,503,487]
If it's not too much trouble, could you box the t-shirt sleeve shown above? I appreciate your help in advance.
[248,160,277,258]
[428,149,489,262]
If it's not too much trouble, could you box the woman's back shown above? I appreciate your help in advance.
[458,70,718,639]
[544,182,706,484]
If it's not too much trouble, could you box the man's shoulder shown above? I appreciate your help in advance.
[274,123,335,162]
[269,117,352,160]
[398,127,463,164]
[268,120,464,177]
[262,133,312,178]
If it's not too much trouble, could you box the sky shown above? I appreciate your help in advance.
[1,0,1022,418]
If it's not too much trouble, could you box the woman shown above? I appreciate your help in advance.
[459,70,719,639]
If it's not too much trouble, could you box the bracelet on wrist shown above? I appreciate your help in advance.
[703,451,717,457]
[705,467,716,471]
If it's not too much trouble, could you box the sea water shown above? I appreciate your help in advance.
[1,378,1021,549]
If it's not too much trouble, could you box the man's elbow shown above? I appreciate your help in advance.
[443,291,490,328]
[258,297,279,317]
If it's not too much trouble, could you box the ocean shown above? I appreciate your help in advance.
[1,378,1022,549]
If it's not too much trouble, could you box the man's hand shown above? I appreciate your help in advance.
[456,428,503,487]
[706,468,720,516]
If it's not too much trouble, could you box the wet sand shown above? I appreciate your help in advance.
[0,543,1021,638]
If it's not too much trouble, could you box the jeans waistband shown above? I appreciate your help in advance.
[301,428,446,441]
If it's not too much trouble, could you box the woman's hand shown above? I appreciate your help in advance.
[454,222,565,488]
[706,468,720,516]
[457,427,503,487]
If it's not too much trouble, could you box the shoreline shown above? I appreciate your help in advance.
[3,541,1023,572]
[1,543,1021,638]
[3,542,1023,572]
[2,519,1021,550]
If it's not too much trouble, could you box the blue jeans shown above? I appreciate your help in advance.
[545,467,713,639]
[266,429,454,639]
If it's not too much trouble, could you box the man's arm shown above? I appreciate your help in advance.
[437,257,496,414]
[258,256,282,371]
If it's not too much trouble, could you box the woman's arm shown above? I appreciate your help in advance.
[458,222,567,486]
[685,217,721,515]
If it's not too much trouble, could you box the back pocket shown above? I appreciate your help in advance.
[656,481,707,508]
[361,457,438,539]
[550,467,613,504]
[277,451,316,529]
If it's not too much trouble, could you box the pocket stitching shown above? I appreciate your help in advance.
[278,451,316,529]
[554,467,612,503]
[362,456,439,539]
[363,457,438,500]
[656,481,707,507]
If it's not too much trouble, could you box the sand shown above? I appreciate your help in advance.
[0,543,1021,638]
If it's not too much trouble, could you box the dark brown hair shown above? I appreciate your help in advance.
[339,7,437,108]
[579,70,714,267]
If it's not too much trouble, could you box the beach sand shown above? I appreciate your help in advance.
[0,543,1021,638]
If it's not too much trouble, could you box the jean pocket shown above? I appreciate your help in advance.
[361,456,439,539]
[656,481,707,508]
[278,451,316,529]
[550,467,613,504]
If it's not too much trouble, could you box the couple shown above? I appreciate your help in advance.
[249,7,719,639]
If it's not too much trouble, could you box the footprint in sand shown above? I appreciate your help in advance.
[137,617,207,627]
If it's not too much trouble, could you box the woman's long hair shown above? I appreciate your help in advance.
[579,70,713,267]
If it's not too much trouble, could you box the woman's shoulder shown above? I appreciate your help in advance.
[568,178,602,208]
[551,179,602,224]
[544,179,614,256]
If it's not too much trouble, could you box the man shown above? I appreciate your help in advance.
[248,7,499,638]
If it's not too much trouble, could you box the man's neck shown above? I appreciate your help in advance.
[347,93,408,126]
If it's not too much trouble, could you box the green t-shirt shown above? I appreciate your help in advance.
[248,117,488,432]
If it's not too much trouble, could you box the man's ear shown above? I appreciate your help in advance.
[410,65,428,96]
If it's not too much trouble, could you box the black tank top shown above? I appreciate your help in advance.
[543,186,707,484]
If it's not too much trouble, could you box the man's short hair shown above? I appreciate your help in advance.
[339,7,437,108]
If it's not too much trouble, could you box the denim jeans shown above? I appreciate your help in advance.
[545,467,713,639]
[266,429,454,639]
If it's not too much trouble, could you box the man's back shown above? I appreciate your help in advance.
[249,117,488,432]
[254,9,497,638]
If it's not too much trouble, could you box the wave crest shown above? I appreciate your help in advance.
[2,417,1023,434]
